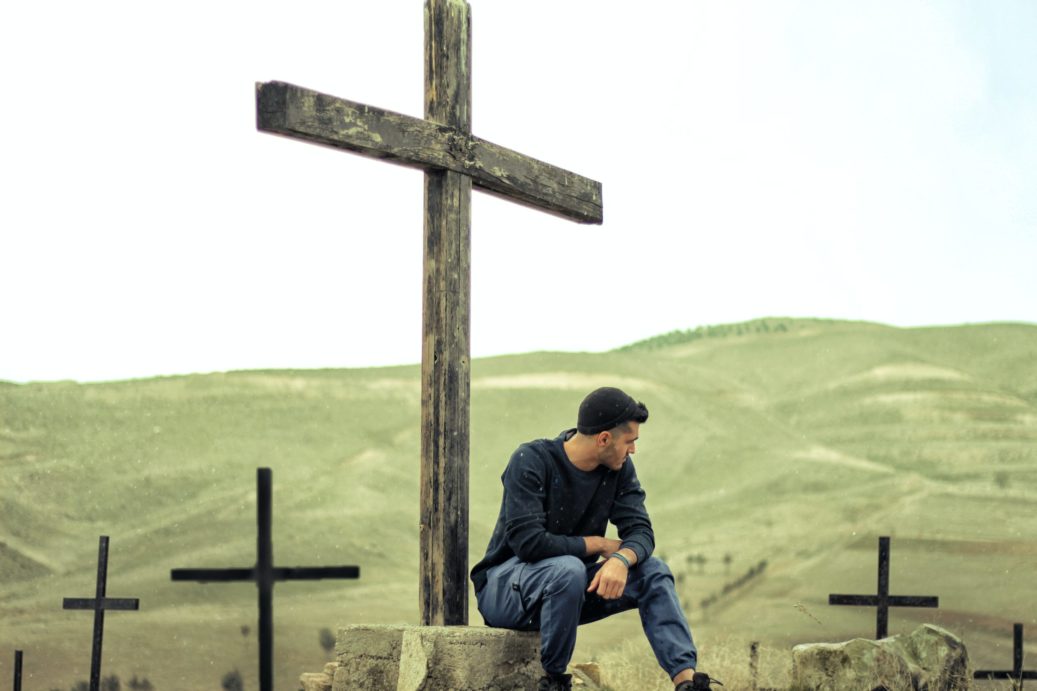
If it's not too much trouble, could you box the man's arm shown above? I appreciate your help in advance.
[503,447,586,562]
[582,536,637,564]
[587,461,653,600]
[610,460,655,564]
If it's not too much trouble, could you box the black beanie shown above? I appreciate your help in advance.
[577,387,649,435]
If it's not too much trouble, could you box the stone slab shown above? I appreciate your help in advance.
[327,625,541,691]
[791,624,969,691]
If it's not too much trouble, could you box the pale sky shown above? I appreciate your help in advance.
[2,1,1034,383]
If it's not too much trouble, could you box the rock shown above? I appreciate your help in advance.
[302,624,540,691]
[791,624,969,691]
[571,662,607,689]
[298,662,336,691]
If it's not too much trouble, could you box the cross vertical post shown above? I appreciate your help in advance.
[876,535,890,640]
[257,467,275,691]
[90,536,108,690]
[12,650,22,691]
[421,0,471,627]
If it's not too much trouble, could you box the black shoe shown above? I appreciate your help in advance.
[537,673,572,691]
[675,671,723,690]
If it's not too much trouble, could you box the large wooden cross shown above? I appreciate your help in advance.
[255,0,602,626]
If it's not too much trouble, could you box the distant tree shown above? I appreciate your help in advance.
[697,555,707,574]
[71,682,89,691]
[101,675,121,691]
[995,471,1011,489]
[222,669,244,691]
[240,624,251,638]
[319,627,336,656]
[723,553,732,575]
[127,676,154,691]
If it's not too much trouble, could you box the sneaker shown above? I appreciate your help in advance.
[675,671,723,690]
[537,673,573,691]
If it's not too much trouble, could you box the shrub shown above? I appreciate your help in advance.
[222,669,244,691]
[319,627,336,655]
[127,675,153,690]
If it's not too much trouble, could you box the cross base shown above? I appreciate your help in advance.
[301,625,540,691]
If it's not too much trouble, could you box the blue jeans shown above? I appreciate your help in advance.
[476,555,697,678]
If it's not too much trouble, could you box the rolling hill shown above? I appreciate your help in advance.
[1,318,1035,689]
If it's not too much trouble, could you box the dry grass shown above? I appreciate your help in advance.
[588,637,1026,690]
[593,637,792,690]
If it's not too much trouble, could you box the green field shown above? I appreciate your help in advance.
[2,318,1036,690]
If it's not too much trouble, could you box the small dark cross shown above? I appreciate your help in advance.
[62,536,140,691]
[12,650,22,691]
[171,468,359,691]
[828,536,938,639]
[974,623,1037,689]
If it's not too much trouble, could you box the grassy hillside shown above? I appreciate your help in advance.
[1,319,1035,689]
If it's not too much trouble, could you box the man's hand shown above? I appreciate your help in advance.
[587,555,628,600]
[583,536,622,559]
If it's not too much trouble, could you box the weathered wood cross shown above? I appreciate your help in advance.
[255,0,602,626]
[171,468,360,691]
[974,623,1037,688]
[828,536,939,639]
[62,536,140,691]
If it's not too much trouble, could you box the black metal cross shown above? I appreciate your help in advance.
[171,467,360,691]
[62,536,140,691]
[12,650,22,691]
[828,536,938,639]
[975,623,1037,689]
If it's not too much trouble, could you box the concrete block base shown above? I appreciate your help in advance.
[308,625,541,691]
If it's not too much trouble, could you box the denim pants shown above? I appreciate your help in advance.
[476,555,697,677]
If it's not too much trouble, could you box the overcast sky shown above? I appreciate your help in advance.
[2,1,1034,383]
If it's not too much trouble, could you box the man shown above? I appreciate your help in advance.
[471,387,719,691]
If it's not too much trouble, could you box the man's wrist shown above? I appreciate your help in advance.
[609,551,631,568]
[617,546,638,566]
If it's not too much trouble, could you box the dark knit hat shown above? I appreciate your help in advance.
[577,387,649,435]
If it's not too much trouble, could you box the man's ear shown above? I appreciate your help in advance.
[596,431,611,447]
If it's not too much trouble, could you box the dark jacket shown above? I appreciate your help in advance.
[470,429,655,593]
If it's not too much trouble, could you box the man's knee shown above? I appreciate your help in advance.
[638,556,674,581]
[544,555,587,595]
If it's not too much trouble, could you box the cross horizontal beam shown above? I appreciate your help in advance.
[171,566,360,582]
[256,81,603,224]
[828,595,939,608]
[62,598,140,611]
[974,671,1037,680]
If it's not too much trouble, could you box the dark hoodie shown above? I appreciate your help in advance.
[470,429,655,593]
